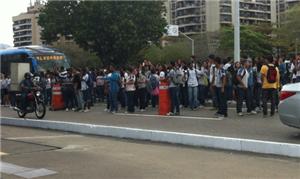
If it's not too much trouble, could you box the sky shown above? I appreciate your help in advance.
[0,0,29,46]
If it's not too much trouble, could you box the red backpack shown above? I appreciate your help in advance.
[266,65,277,83]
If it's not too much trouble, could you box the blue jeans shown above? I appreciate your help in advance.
[247,86,255,111]
[188,86,198,109]
[225,85,233,101]
[215,87,227,116]
[109,91,118,112]
[169,86,180,113]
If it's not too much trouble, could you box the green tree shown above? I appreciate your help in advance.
[141,42,190,64]
[52,42,102,68]
[275,4,300,54]
[38,1,167,66]
[219,25,273,58]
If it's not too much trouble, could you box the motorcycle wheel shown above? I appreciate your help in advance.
[17,111,26,118]
[35,102,46,119]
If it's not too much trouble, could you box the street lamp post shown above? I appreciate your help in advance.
[234,0,240,62]
[180,31,195,56]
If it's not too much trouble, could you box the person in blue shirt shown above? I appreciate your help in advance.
[103,65,121,113]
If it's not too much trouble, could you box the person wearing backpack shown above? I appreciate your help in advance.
[214,57,228,118]
[167,61,181,116]
[260,55,280,117]
[187,62,201,110]
[148,69,159,108]
[235,60,251,116]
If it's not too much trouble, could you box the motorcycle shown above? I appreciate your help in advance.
[13,88,46,119]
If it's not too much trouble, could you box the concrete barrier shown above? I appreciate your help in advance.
[1,117,300,158]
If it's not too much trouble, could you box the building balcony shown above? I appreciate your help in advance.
[175,14,203,20]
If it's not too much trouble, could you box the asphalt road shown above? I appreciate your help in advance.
[1,104,300,144]
[1,126,300,179]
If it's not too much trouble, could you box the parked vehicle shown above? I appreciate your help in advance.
[278,83,300,129]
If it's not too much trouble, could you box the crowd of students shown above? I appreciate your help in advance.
[1,54,300,118]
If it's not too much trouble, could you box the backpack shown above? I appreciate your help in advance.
[171,69,181,85]
[86,73,94,88]
[149,74,159,90]
[266,65,277,83]
[233,68,246,86]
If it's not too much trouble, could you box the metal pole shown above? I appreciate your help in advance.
[234,0,240,62]
[180,31,195,56]
[296,38,298,56]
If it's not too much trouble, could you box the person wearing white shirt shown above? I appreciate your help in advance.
[125,68,136,113]
[187,63,202,110]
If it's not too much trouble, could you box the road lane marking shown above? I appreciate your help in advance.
[114,113,222,121]
[0,161,57,178]
[6,134,81,140]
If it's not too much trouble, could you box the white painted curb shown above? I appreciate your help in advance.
[1,117,300,158]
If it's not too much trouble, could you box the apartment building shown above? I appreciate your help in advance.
[12,0,43,47]
[169,0,285,34]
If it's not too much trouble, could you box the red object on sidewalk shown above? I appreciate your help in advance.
[51,83,65,110]
[159,80,171,115]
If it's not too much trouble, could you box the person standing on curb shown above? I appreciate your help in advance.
[167,61,181,116]
[214,57,228,118]
[260,55,280,117]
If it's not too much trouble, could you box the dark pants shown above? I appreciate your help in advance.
[225,85,233,101]
[210,86,218,108]
[126,91,135,113]
[118,88,127,108]
[262,88,276,116]
[198,85,208,105]
[254,83,262,109]
[169,87,180,113]
[45,88,52,105]
[215,87,227,116]
[151,95,158,108]
[138,88,147,110]
[62,88,75,109]
[180,85,188,107]
[236,87,251,113]
[247,86,255,111]
[82,89,91,109]
[96,86,105,102]
[109,91,118,112]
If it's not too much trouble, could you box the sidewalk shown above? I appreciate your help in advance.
[1,104,299,145]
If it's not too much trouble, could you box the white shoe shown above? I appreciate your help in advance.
[251,110,257,115]
[238,112,243,116]
[140,109,145,112]
[167,112,174,116]
[104,108,109,112]
[84,109,90,112]
[65,108,69,112]
[72,108,76,111]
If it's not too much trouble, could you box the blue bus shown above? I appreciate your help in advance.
[0,45,70,75]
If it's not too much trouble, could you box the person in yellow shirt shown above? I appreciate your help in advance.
[260,55,280,117]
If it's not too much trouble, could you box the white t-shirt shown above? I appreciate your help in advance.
[125,74,136,91]
[209,64,216,83]
[237,68,249,88]
[81,74,89,91]
[187,68,200,87]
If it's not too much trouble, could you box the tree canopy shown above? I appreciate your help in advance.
[274,4,300,53]
[219,25,273,58]
[38,1,167,66]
